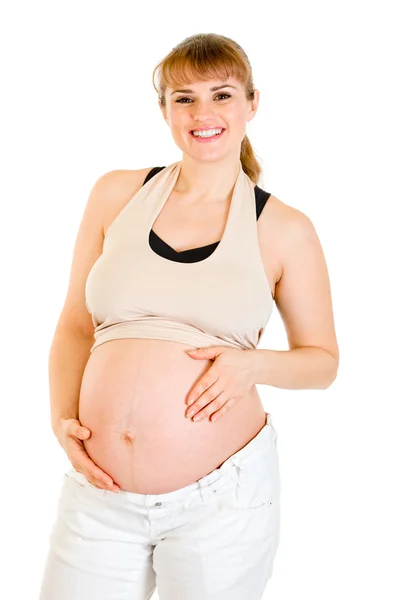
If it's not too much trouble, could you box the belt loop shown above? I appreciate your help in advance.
[198,479,210,503]
[226,459,239,486]
[267,412,274,430]
[267,412,278,443]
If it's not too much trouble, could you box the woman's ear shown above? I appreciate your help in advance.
[158,100,169,125]
[247,89,260,122]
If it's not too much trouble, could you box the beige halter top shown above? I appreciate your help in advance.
[85,160,274,353]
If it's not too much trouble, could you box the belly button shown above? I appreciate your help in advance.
[121,432,134,446]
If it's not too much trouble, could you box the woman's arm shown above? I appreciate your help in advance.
[249,346,338,390]
[49,326,93,436]
[48,170,114,435]
[252,207,339,390]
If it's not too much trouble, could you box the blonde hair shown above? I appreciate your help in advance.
[152,33,262,185]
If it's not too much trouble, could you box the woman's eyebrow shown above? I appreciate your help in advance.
[170,84,237,96]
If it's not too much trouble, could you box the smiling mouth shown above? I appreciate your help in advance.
[190,128,225,133]
[189,128,226,139]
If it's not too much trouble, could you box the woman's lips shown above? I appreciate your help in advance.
[189,128,226,143]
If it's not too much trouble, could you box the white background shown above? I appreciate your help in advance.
[1,1,399,598]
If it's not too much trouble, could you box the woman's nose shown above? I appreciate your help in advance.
[191,101,217,120]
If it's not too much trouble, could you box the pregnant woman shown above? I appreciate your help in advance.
[39,33,339,600]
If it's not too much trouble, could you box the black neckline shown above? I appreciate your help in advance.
[150,228,219,255]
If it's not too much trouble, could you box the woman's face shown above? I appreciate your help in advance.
[160,75,259,161]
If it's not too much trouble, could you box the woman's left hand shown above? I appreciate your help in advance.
[185,346,256,422]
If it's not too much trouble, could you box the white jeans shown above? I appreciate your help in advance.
[39,412,281,600]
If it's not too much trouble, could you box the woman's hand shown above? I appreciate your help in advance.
[185,346,256,422]
[54,418,120,493]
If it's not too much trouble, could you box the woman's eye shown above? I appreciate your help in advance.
[175,93,231,104]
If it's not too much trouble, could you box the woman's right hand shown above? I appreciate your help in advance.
[55,418,121,493]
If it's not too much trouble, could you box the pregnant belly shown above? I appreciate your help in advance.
[78,338,267,494]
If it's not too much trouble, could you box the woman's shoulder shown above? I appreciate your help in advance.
[258,192,315,278]
[101,166,156,190]
[99,167,156,235]
[262,192,313,237]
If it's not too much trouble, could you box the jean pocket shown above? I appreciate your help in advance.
[230,444,281,509]
[64,468,109,498]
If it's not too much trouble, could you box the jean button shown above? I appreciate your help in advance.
[155,502,162,507]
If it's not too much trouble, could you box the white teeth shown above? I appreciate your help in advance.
[192,128,223,137]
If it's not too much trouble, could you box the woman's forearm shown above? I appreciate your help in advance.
[48,325,93,436]
[249,346,338,390]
